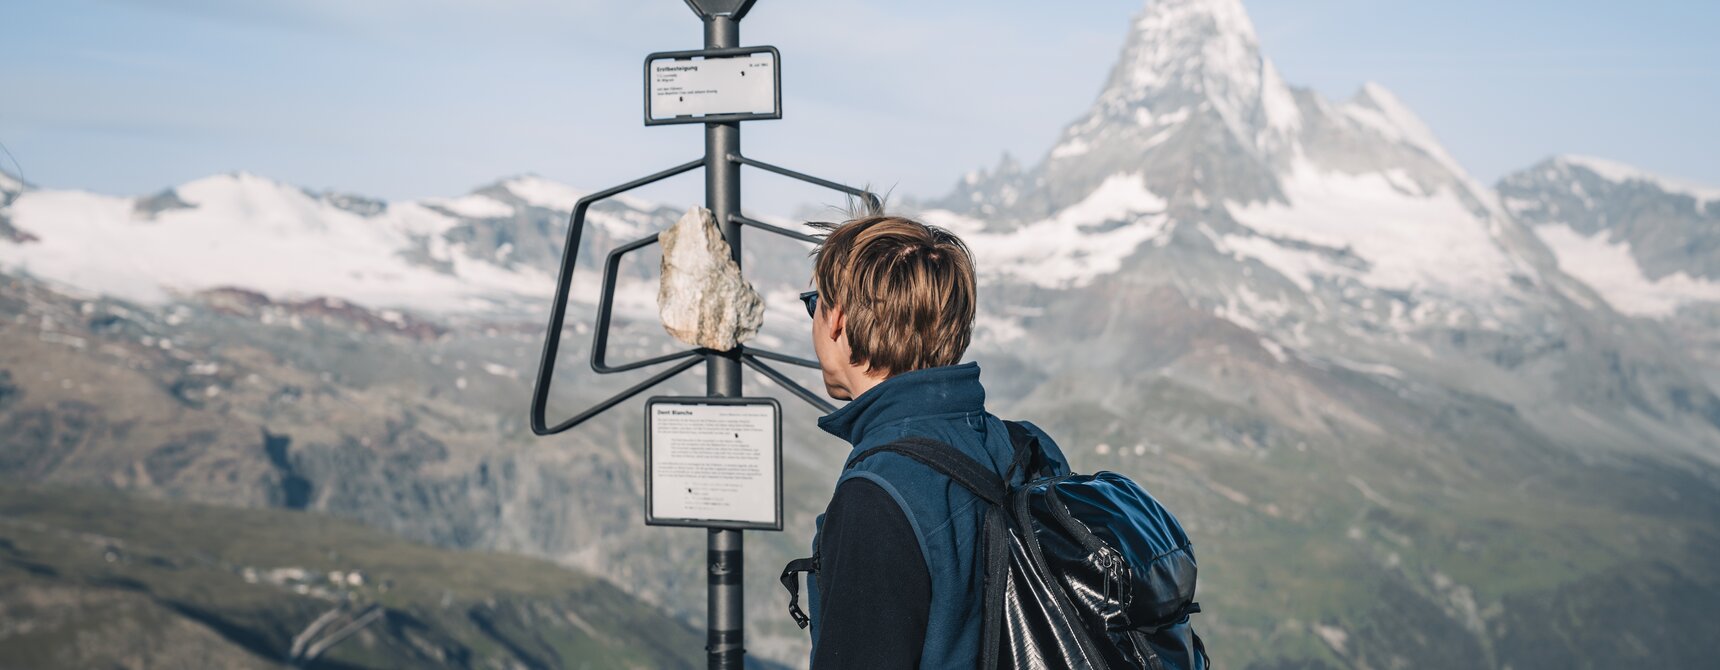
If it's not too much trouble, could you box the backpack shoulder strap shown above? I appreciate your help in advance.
[849,434,1017,668]
[846,436,1007,506]
[1002,420,1053,481]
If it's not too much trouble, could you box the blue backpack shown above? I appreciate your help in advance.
[838,422,1209,669]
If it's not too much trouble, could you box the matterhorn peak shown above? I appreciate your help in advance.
[1092,0,1300,145]
[1115,0,1261,91]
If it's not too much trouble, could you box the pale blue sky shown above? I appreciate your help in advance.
[2,0,1715,212]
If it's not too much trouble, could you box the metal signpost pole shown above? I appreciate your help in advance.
[702,14,746,670]
[532,2,882,665]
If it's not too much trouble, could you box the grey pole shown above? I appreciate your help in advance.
[703,14,746,670]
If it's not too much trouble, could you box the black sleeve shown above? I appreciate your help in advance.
[812,477,931,669]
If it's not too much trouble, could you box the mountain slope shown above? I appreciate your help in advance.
[1499,154,1720,391]
[0,481,705,669]
[0,261,841,669]
[0,171,703,317]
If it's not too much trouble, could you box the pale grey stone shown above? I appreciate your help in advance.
[657,206,763,350]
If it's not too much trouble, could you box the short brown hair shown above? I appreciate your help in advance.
[809,213,977,377]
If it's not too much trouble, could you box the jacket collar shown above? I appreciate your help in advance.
[816,361,986,446]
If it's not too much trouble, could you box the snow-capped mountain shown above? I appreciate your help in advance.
[910,0,1720,465]
[1499,155,1720,391]
[0,168,828,348]
[929,0,1715,378]
[1500,155,1720,317]
[2,171,507,311]
[923,0,1561,347]
[914,3,1720,664]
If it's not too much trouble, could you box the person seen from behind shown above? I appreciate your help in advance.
[789,205,1072,668]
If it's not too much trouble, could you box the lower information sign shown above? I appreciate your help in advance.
[645,396,782,530]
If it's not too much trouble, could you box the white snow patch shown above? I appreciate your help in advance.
[1050,137,1091,159]
[425,194,513,219]
[1258,337,1289,363]
[1139,125,1177,153]
[1215,283,1292,332]
[0,173,551,313]
[1258,59,1301,134]
[1559,155,1720,207]
[375,201,461,237]
[1313,624,1348,655]
[1225,160,1515,297]
[584,209,657,239]
[1380,169,1421,194]
[1534,223,1720,317]
[1218,234,1330,292]
[1053,172,1168,226]
[920,173,1169,289]
[505,176,586,211]
[504,175,655,212]
[1502,196,1540,215]
[1328,356,1404,379]
[1153,107,1192,126]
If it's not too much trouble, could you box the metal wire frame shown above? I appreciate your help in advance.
[741,353,835,414]
[531,158,704,436]
[529,152,880,436]
[729,153,882,212]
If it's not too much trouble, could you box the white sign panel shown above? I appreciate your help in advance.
[646,397,781,529]
[646,49,778,123]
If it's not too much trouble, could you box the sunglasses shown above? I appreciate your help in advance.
[799,290,819,318]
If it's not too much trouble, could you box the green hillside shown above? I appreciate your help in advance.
[0,481,703,669]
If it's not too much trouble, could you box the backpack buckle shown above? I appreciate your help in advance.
[779,556,820,630]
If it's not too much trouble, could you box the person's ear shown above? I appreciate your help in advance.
[825,302,845,342]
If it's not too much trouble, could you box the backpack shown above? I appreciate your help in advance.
[782,422,1210,670]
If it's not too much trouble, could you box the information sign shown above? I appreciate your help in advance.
[644,46,781,125]
[644,396,782,530]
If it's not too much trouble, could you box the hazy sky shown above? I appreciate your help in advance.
[2,0,1715,213]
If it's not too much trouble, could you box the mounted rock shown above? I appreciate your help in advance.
[657,206,764,350]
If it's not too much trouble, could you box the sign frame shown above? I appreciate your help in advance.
[643,46,782,126]
[643,395,783,531]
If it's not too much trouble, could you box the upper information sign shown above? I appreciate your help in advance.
[645,47,781,126]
